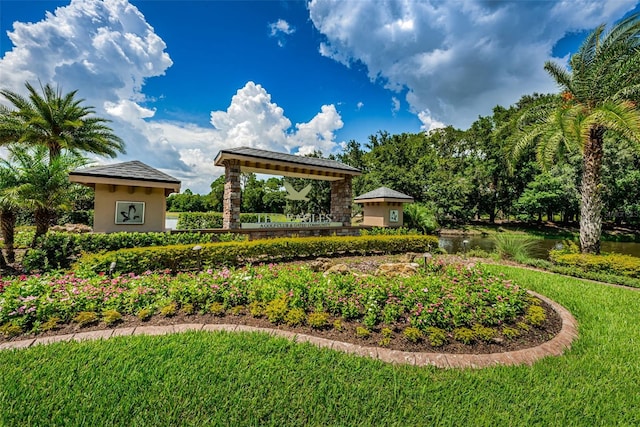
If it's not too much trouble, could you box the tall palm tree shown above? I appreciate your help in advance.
[2,145,88,246]
[512,13,640,254]
[0,81,125,161]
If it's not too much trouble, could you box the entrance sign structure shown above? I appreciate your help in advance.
[69,161,181,233]
[214,147,361,230]
[354,187,414,227]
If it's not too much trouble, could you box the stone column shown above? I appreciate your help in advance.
[330,176,352,226]
[222,159,241,230]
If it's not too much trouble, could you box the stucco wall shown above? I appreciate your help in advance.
[93,184,167,233]
[361,203,404,227]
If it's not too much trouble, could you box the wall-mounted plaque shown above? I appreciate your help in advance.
[389,209,399,223]
[115,201,145,224]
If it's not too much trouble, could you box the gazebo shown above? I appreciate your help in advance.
[69,161,181,233]
[354,187,414,227]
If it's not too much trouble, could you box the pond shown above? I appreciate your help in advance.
[439,235,640,259]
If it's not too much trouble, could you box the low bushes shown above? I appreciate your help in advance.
[550,251,640,279]
[0,262,532,338]
[73,235,440,275]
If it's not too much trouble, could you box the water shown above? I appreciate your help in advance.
[439,235,640,259]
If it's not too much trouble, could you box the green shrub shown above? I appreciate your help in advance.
[177,212,259,229]
[181,303,195,315]
[137,308,153,321]
[426,327,447,347]
[332,319,343,331]
[525,305,546,327]
[249,301,265,318]
[208,302,225,316]
[492,234,539,262]
[74,235,440,275]
[502,327,520,339]
[160,303,177,317]
[517,322,530,332]
[472,324,497,342]
[355,327,371,339]
[102,309,122,325]
[229,305,245,316]
[403,204,439,234]
[403,326,423,343]
[453,327,475,344]
[0,322,22,337]
[73,311,98,327]
[41,317,60,332]
[265,297,288,324]
[285,308,306,326]
[550,252,640,279]
[308,312,329,329]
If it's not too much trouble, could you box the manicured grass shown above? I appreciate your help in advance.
[2,266,640,425]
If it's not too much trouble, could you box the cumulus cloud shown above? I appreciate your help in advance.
[1,1,343,194]
[269,19,296,47]
[391,97,400,114]
[308,0,639,128]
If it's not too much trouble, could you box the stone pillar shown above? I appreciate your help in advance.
[222,159,241,230]
[330,176,352,226]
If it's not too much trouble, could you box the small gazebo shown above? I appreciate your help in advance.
[69,161,181,233]
[354,187,414,227]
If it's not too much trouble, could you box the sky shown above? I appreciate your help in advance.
[1,0,639,194]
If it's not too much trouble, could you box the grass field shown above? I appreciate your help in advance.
[1,265,640,426]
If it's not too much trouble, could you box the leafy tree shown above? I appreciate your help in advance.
[0,81,124,161]
[241,173,265,213]
[208,176,225,212]
[0,162,20,265]
[262,177,286,213]
[512,14,640,253]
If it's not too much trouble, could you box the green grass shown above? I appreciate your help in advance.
[2,266,640,425]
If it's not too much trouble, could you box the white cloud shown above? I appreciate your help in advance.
[308,0,639,128]
[356,101,364,110]
[269,19,296,47]
[418,110,445,132]
[0,1,343,194]
[391,97,400,114]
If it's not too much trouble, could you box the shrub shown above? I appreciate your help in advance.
[73,311,98,327]
[472,324,497,342]
[265,297,288,324]
[137,308,153,321]
[41,317,60,332]
[332,319,344,331]
[160,303,177,317]
[403,326,423,343]
[285,308,306,326]
[355,327,371,339]
[492,234,539,262]
[308,312,329,329]
[229,305,245,316]
[177,212,259,229]
[403,204,439,234]
[0,322,22,337]
[550,252,640,279]
[525,305,546,327]
[426,327,447,347]
[249,301,265,318]
[502,327,520,339]
[517,322,530,332]
[208,302,225,316]
[453,327,475,344]
[181,303,195,315]
[102,309,122,325]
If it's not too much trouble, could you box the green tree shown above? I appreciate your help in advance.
[512,14,640,253]
[2,145,88,245]
[0,81,124,161]
[208,176,225,212]
[0,163,20,265]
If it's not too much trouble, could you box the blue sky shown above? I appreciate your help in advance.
[1,0,639,193]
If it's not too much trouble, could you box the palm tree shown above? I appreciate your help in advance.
[2,145,88,246]
[0,164,21,265]
[0,81,125,161]
[512,13,640,254]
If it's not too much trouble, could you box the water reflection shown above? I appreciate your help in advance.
[438,235,640,259]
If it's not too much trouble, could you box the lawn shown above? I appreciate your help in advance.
[1,265,640,425]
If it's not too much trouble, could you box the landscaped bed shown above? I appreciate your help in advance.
[0,256,561,353]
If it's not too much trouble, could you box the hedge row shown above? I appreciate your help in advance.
[177,212,259,229]
[550,251,640,279]
[74,235,440,275]
[24,231,230,272]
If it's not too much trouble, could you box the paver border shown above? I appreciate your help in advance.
[0,290,577,369]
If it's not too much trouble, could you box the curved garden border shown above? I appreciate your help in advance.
[0,291,577,369]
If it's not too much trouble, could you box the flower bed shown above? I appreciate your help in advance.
[0,262,547,349]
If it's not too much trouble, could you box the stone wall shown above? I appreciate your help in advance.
[330,176,352,226]
[222,159,241,229]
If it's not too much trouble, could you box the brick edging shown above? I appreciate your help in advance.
[0,291,578,369]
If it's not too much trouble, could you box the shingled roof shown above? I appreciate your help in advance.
[69,161,180,184]
[214,146,361,180]
[354,187,414,202]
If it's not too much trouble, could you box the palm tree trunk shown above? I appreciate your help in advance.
[32,208,51,247]
[579,127,604,254]
[1,209,17,264]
